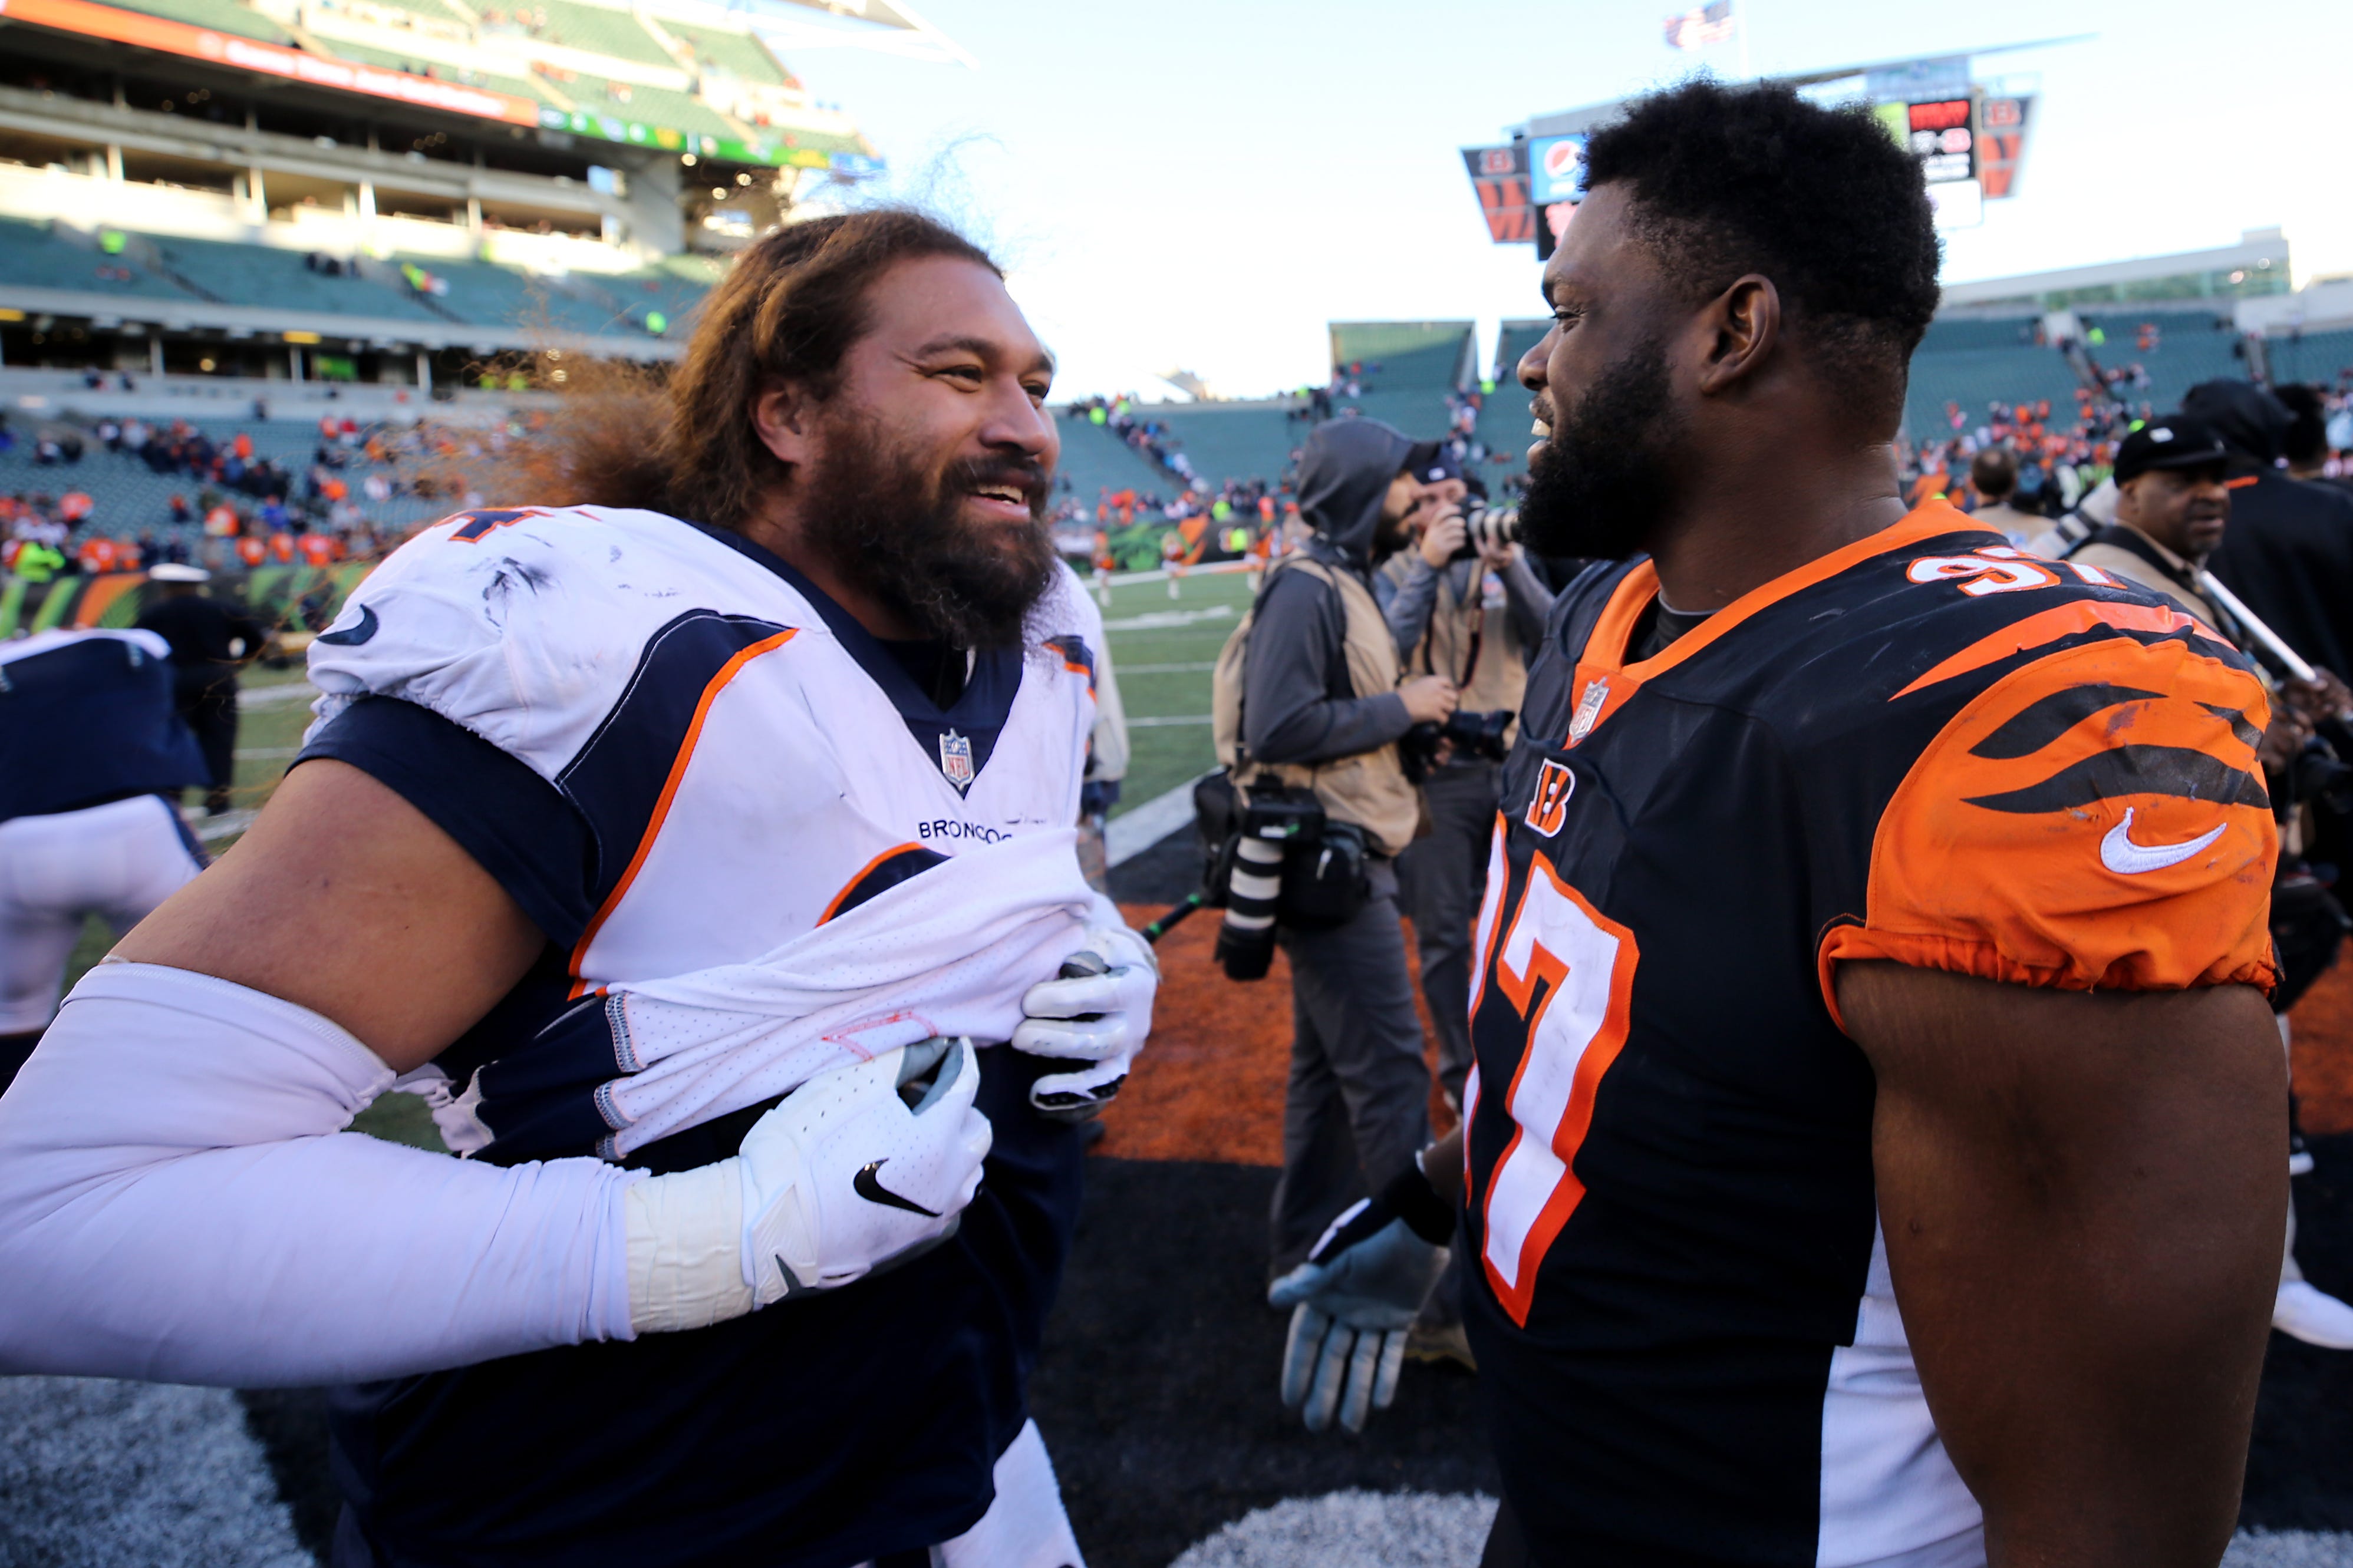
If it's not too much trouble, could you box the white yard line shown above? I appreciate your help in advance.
[235,682,319,710]
[1106,772,1211,867]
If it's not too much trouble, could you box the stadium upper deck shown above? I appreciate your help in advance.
[0,0,884,385]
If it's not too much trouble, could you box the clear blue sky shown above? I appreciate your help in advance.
[782,0,2350,402]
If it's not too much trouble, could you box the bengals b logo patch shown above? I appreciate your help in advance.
[1524,760,1575,837]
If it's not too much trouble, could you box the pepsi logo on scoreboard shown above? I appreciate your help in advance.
[1527,133,1588,206]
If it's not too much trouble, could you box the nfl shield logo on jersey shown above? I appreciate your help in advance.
[938,728,976,790]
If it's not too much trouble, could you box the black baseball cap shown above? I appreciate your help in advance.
[1402,440,1465,484]
[2113,414,2229,486]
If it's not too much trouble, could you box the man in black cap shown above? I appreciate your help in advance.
[2061,415,2235,631]
[134,564,272,816]
[2065,412,2353,1352]
[2186,378,2353,679]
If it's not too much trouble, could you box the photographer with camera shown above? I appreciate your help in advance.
[1376,443,1554,1111]
[1208,417,1458,1292]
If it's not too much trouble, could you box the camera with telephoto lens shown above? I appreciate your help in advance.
[1213,790,1324,981]
[1447,504,1521,563]
[1400,708,1515,783]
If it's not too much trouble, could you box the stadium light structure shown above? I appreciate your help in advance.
[729,0,976,68]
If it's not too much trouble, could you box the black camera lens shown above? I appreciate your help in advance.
[1215,834,1285,980]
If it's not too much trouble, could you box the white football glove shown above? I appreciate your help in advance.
[1268,1185,1451,1434]
[1011,922,1157,1121]
[626,1038,991,1332]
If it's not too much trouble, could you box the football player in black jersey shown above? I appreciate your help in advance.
[1274,80,2283,1568]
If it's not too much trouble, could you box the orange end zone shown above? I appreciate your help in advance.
[1093,903,1451,1167]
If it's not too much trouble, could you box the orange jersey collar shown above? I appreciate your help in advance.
[1558,499,1991,747]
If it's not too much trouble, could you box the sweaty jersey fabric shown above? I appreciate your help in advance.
[1460,500,2275,1566]
[297,506,1103,1568]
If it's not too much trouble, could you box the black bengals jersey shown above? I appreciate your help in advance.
[1460,500,2276,1566]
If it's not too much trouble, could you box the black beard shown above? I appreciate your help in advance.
[798,410,1059,649]
[1518,336,1684,562]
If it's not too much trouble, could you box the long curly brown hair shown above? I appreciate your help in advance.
[491,209,1000,529]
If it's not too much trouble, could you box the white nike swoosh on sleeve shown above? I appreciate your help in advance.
[2100,807,2227,875]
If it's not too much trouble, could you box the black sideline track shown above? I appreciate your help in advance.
[242,1137,2353,1566]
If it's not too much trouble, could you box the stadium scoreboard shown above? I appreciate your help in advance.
[1475,49,2044,250]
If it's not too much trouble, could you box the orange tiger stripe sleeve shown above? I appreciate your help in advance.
[1818,633,2279,1029]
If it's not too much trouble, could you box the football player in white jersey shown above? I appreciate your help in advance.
[0,210,1151,1568]
[0,627,210,1089]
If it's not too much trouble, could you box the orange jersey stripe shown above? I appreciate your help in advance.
[567,629,799,992]
[1890,598,2206,699]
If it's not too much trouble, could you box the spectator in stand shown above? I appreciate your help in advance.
[2190,378,2353,682]
[1966,448,2042,544]
[134,564,270,817]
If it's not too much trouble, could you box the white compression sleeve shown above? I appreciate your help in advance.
[0,963,638,1388]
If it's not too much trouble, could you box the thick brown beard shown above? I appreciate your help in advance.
[796,405,1059,649]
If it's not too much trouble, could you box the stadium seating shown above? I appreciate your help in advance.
[149,234,447,322]
[321,39,548,103]
[1131,402,1300,490]
[2080,310,2246,408]
[601,265,714,335]
[0,420,446,543]
[666,20,789,85]
[1491,319,1548,385]
[1917,316,2040,354]
[526,0,676,67]
[1330,322,1472,392]
[1901,345,2084,441]
[100,0,291,44]
[565,77,740,140]
[2269,329,2353,389]
[391,254,629,335]
[330,0,474,27]
[1053,415,1172,501]
[0,218,195,302]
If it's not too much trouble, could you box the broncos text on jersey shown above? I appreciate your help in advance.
[1461,499,2275,1566]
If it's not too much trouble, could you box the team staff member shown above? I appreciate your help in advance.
[2191,378,2353,683]
[1378,445,1553,1110]
[1230,417,1458,1283]
[0,628,207,1088]
[134,563,271,816]
[2061,414,2353,1352]
[1280,81,2282,1566]
[0,211,1152,1568]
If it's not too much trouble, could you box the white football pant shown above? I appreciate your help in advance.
[0,795,203,1033]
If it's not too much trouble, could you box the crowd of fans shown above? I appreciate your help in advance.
[1908,377,2353,531]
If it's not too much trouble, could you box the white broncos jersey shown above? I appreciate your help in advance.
[307,506,1102,996]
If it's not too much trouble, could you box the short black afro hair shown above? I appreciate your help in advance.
[1583,77,1942,430]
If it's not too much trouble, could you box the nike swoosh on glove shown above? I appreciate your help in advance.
[1267,1163,1453,1434]
[627,1038,991,1332]
[1011,922,1157,1121]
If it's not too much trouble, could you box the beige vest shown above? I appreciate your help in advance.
[1212,555,1421,858]
[1383,556,1528,728]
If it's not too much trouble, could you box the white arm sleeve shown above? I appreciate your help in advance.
[0,963,638,1388]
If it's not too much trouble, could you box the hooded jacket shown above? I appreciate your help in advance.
[2187,379,2353,679]
[1240,418,1417,767]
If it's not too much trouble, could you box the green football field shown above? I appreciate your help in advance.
[1090,566,1255,816]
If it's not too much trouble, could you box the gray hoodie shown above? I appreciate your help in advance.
[1240,419,1417,767]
